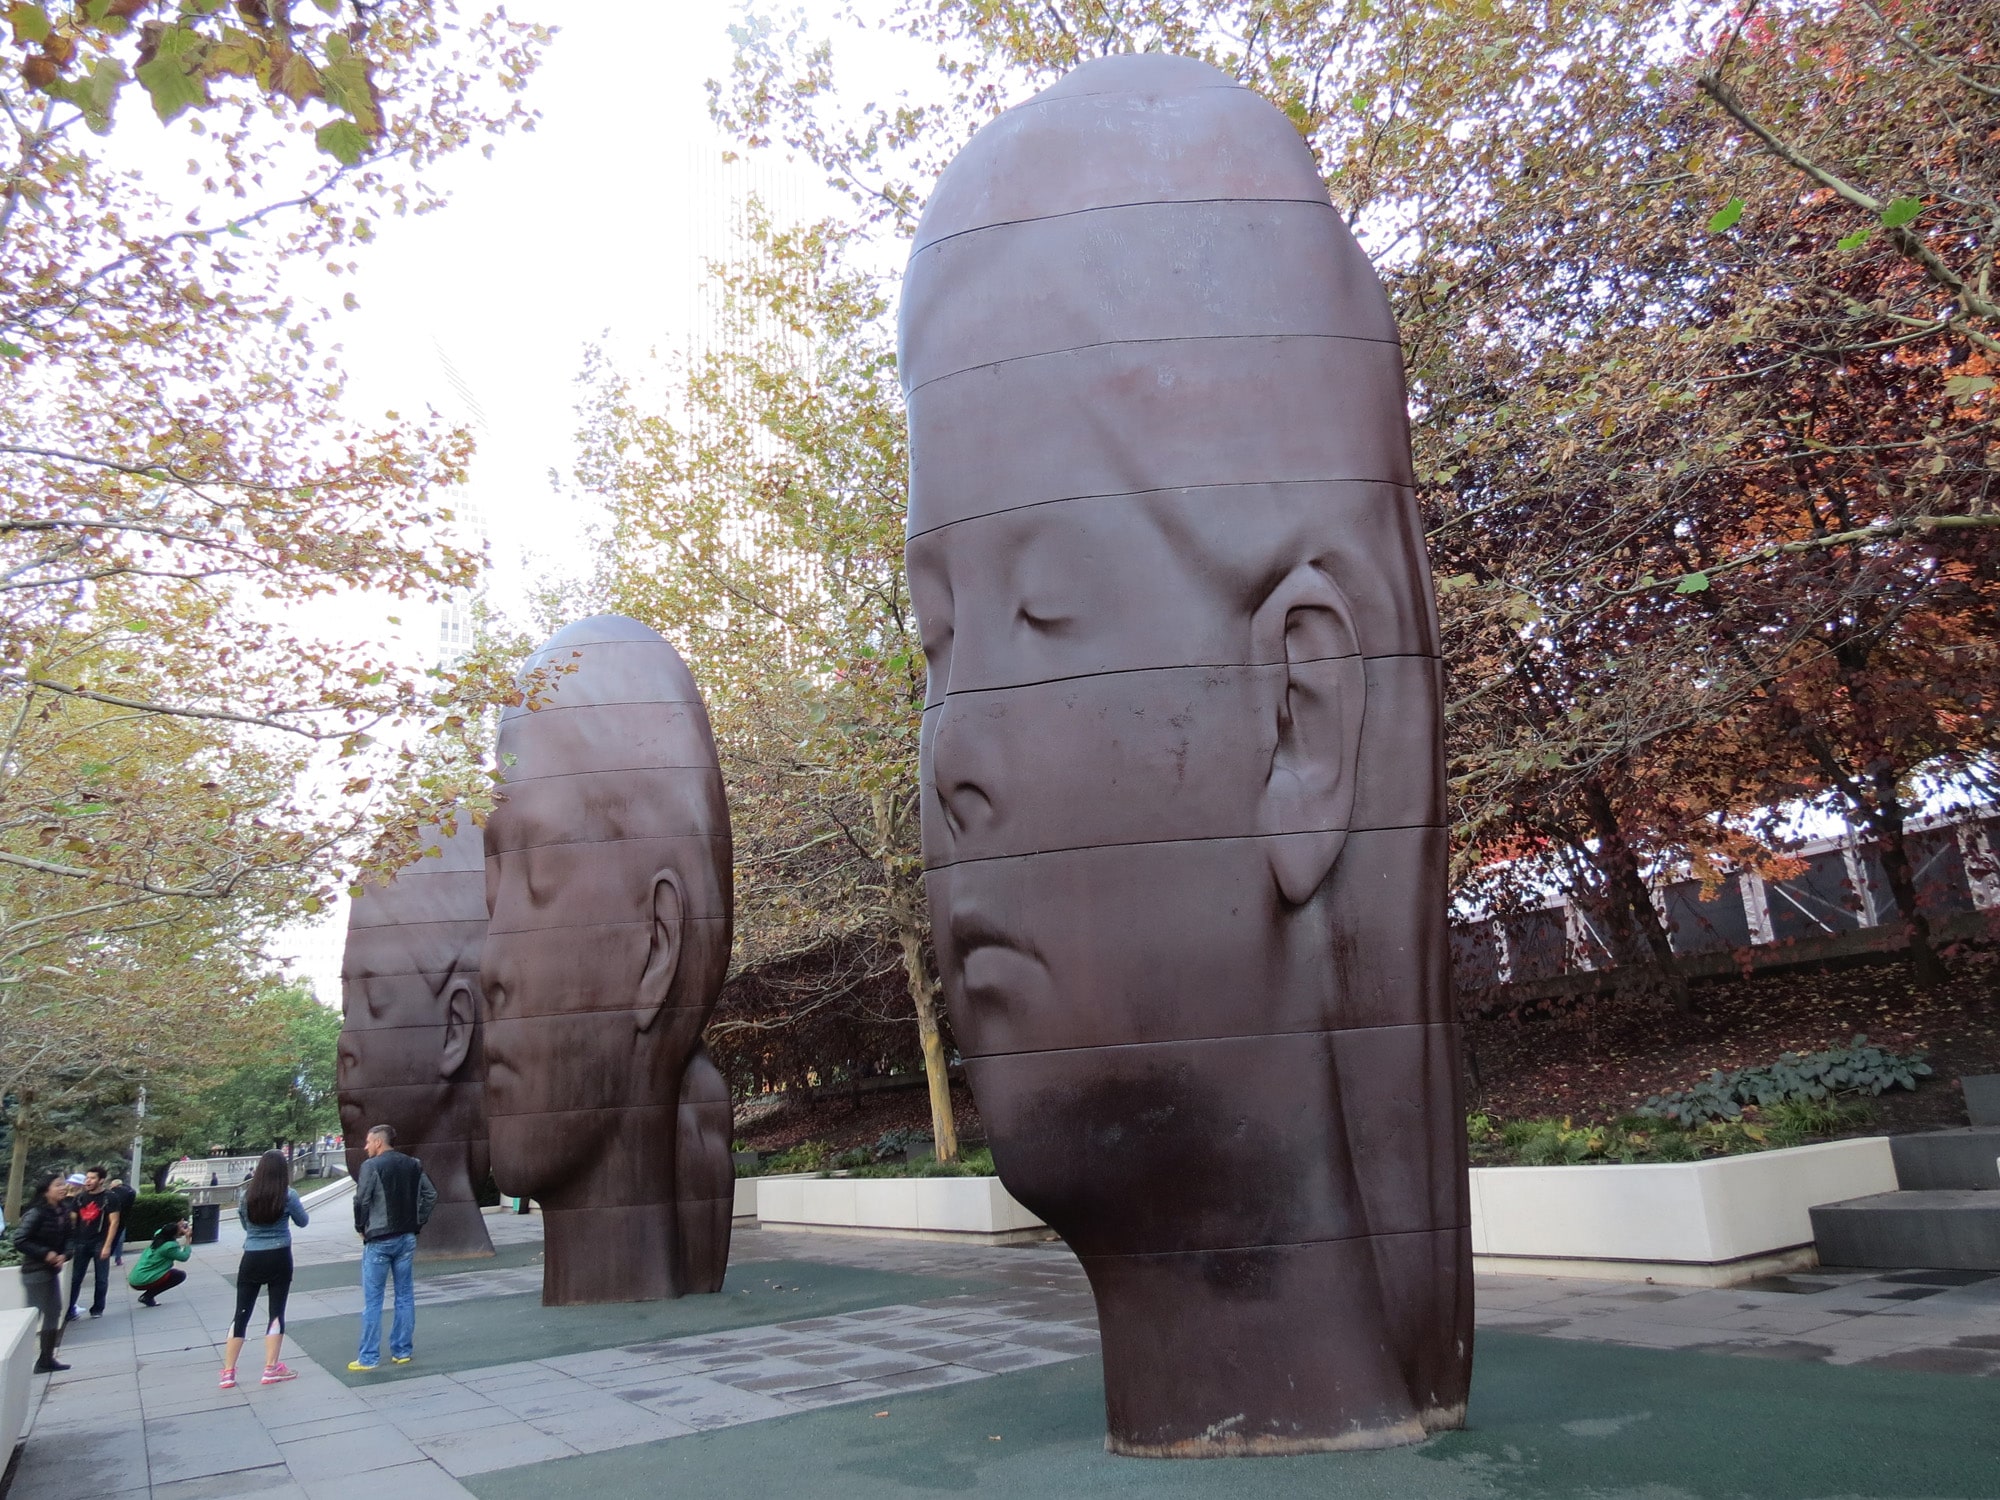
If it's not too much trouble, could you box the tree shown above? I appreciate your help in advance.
[715,0,2000,996]
[577,212,961,1158]
[0,0,549,1206]
[154,980,341,1158]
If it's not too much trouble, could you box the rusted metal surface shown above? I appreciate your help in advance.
[903,52,1470,1456]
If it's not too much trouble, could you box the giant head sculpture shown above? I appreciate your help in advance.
[902,53,1470,1456]
[482,615,735,1305]
[337,820,494,1259]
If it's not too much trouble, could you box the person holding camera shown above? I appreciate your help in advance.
[222,1149,307,1389]
[12,1174,75,1373]
[127,1221,193,1307]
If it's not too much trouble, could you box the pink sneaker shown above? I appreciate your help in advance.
[218,1368,236,1390]
[260,1362,297,1385]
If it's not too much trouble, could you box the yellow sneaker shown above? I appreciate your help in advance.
[390,1355,413,1365]
[347,1359,379,1372]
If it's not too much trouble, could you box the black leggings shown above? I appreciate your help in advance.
[232,1247,293,1339]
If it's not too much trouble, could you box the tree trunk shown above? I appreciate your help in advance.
[1861,779,1947,988]
[895,915,960,1163]
[4,1113,27,1225]
[1579,778,1690,1010]
[873,788,960,1163]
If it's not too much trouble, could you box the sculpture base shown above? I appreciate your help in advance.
[415,1200,494,1261]
[1084,1236,1442,1457]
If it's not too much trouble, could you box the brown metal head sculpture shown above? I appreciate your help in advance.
[337,820,493,1259]
[482,615,735,1305]
[902,53,1470,1456]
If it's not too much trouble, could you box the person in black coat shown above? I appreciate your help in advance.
[12,1174,75,1372]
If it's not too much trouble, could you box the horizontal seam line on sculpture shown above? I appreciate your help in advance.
[903,331,1400,396]
[489,832,728,855]
[1078,1225,1466,1261]
[506,705,707,724]
[904,476,1413,543]
[965,1022,1458,1062]
[926,822,1441,871]
[911,193,1341,255]
[927,652,1437,703]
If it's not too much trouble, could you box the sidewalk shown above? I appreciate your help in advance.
[11,1203,1999,1500]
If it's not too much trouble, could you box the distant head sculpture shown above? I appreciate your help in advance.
[482,615,735,1305]
[337,820,493,1259]
[902,53,1470,1456]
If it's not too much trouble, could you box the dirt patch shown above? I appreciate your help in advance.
[1466,948,2000,1128]
[734,1077,985,1154]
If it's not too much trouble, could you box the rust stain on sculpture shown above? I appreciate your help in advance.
[337,820,495,1260]
[482,615,735,1305]
[902,52,1471,1456]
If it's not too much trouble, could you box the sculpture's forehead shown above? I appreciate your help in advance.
[910,55,1326,250]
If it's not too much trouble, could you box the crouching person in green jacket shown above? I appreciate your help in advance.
[129,1221,192,1307]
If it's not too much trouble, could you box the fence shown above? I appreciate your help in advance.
[1451,808,2000,998]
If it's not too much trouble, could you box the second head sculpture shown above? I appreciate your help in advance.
[337,820,494,1260]
[482,615,736,1306]
[902,54,1471,1455]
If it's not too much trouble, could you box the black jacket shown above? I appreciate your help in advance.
[352,1150,437,1242]
[12,1201,71,1273]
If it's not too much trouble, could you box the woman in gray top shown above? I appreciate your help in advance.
[222,1150,308,1389]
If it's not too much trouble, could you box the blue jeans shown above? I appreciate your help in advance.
[357,1233,416,1365]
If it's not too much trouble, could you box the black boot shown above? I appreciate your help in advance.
[35,1332,69,1373]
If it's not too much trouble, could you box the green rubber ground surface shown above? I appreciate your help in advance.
[287,1258,999,1386]
[463,1331,2000,1500]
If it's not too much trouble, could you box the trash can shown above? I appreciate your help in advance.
[190,1203,221,1244]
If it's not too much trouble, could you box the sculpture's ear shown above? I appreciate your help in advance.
[636,868,686,1033]
[1251,561,1366,904]
[438,978,476,1080]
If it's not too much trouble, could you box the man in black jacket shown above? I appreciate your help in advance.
[348,1124,436,1371]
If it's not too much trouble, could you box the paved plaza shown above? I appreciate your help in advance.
[11,1202,2000,1499]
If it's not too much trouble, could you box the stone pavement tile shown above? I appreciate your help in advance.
[776,1378,896,1412]
[486,1379,610,1420]
[354,1374,464,1406]
[298,1460,474,1500]
[537,1346,657,1378]
[869,1363,988,1394]
[618,1374,794,1430]
[1700,1303,1861,1336]
[993,1325,1100,1355]
[382,1401,519,1439]
[147,1405,284,1485]
[715,1355,943,1396]
[153,1464,303,1500]
[9,1426,146,1500]
[143,1384,253,1420]
[943,1341,1076,1375]
[568,1358,707,1391]
[527,1401,693,1452]
[264,1409,380,1443]
[416,1423,580,1478]
[276,1425,428,1482]
[453,1361,554,1393]
[1532,1317,1730,1351]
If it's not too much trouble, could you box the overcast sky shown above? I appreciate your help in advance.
[268,3,941,994]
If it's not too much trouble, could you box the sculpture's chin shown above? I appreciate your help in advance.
[1105,1415,1431,1460]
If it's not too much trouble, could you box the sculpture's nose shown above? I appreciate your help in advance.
[929,695,1003,848]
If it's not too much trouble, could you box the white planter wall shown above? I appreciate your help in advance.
[2,1307,38,1466]
[753,1174,1045,1240]
[1470,1136,1897,1272]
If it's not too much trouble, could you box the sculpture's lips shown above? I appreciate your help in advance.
[949,909,1037,961]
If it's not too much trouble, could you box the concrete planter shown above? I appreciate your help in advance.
[1471,1136,1898,1285]
[3,1307,37,1463]
[752,1174,1048,1244]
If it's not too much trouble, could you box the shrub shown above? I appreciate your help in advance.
[762,1140,837,1174]
[1639,1036,1930,1126]
[123,1192,191,1240]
